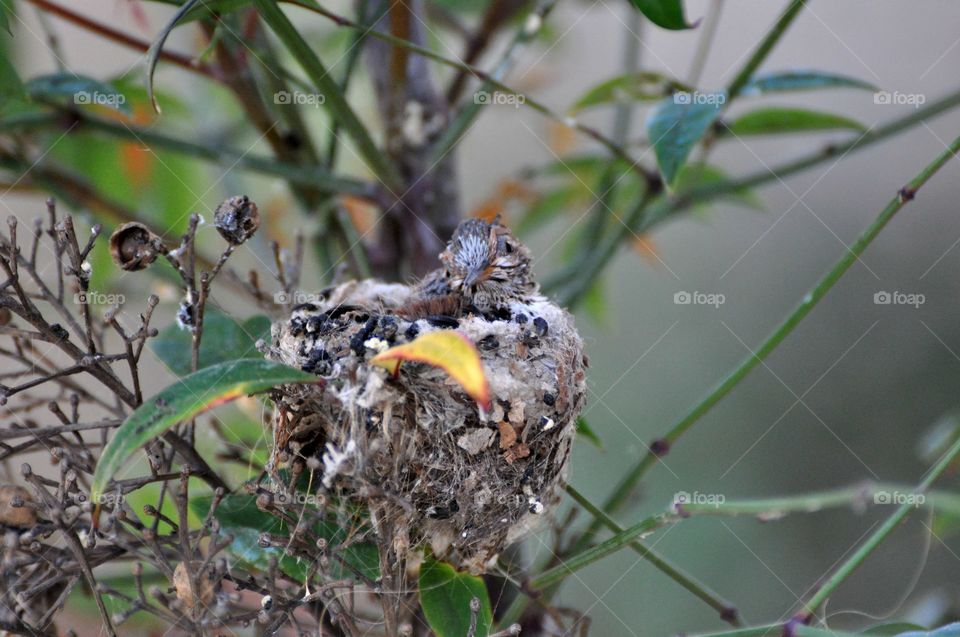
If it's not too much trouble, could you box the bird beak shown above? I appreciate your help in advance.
[463,265,486,289]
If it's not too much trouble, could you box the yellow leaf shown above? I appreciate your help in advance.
[371,331,491,409]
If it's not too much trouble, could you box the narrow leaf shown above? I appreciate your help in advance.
[190,493,379,582]
[253,0,402,188]
[419,558,492,637]
[146,0,202,113]
[646,93,726,186]
[723,107,865,136]
[26,73,130,114]
[0,53,23,102]
[628,0,694,30]
[571,71,689,112]
[91,360,318,504]
[371,331,491,409]
[0,0,10,35]
[741,70,876,95]
[673,164,764,212]
[575,416,603,449]
[149,310,271,376]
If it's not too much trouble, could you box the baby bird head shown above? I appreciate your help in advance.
[439,217,535,310]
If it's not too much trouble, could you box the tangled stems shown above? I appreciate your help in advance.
[560,130,960,587]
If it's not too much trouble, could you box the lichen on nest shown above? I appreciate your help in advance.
[263,219,586,574]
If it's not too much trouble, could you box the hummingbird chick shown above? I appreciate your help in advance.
[404,217,536,321]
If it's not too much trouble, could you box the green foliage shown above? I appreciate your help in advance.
[740,69,877,95]
[190,493,380,582]
[26,73,130,114]
[627,0,693,30]
[149,310,271,376]
[91,360,318,503]
[723,107,866,136]
[571,71,688,112]
[646,92,725,186]
[575,416,603,449]
[419,557,493,637]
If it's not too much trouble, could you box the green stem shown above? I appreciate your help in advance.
[530,513,671,590]
[252,0,403,191]
[679,483,960,519]
[0,110,374,199]
[429,0,557,163]
[802,435,960,616]
[550,83,960,305]
[725,0,807,102]
[575,130,960,552]
[566,485,740,625]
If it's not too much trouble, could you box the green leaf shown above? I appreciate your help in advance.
[149,310,271,376]
[575,416,603,449]
[25,73,130,114]
[0,0,10,35]
[672,163,764,212]
[865,624,929,635]
[723,107,865,136]
[190,493,380,582]
[627,0,693,30]
[917,409,960,463]
[571,71,688,112]
[91,360,318,504]
[419,558,492,637]
[895,623,960,637]
[0,52,23,103]
[646,93,725,186]
[146,0,201,113]
[741,70,876,95]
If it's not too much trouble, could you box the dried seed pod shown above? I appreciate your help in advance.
[0,484,37,528]
[109,222,160,271]
[172,561,216,618]
[0,306,10,326]
[214,195,260,245]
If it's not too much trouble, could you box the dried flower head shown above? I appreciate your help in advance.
[214,195,260,245]
[109,221,161,271]
[0,484,36,528]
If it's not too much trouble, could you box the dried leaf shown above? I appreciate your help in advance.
[498,421,517,450]
[371,331,491,409]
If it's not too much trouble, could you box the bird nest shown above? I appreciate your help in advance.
[264,272,586,574]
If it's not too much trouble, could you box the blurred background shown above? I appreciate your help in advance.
[4,1,960,635]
